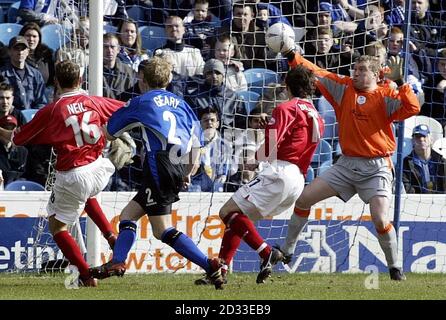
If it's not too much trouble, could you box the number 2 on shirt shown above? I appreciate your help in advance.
[163,111,181,145]
[65,111,101,147]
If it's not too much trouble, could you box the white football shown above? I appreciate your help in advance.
[265,22,296,53]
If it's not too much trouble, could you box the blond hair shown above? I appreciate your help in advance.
[143,56,172,89]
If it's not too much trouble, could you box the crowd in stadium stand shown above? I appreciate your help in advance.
[0,0,445,194]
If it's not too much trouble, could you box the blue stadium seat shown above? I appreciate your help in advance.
[103,23,117,34]
[305,166,314,184]
[5,180,45,191]
[318,160,332,176]
[7,1,19,23]
[139,26,167,51]
[243,68,279,95]
[41,24,67,52]
[21,109,38,123]
[311,140,333,175]
[126,5,146,26]
[0,22,21,46]
[0,7,4,23]
[237,90,260,114]
[391,137,413,165]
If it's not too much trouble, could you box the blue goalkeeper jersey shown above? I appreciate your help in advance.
[107,89,202,159]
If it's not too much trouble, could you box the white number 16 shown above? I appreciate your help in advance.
[65,111,101,147]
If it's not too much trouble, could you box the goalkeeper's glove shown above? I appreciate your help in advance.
[108,132,136,170]
[385,55,404,82]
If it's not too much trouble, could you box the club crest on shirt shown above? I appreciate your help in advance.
[268,117,276,125]
[357,96,366,105]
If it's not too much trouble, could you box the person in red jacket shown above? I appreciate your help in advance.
[196,64,324,285]
[0,60,126,287]
[278,40,420,281]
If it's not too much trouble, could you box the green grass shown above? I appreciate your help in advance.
[0,273,445,300]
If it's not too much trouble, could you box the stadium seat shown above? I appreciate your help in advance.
[311,140,332,175]
[318,160,332,176]
[0,7,4,23]
[126,5,146,26]
[391,137,413,165]
[403,115,443,143]
[243,68,279,95]
[305,166,314,184]
[139,26,167,51]
[41,24,67,52]
[0,22,21,46]
[433,138,446,159]
[237,90,260,114]
[21,109,38,123]
[103,23,117,34]
[7,1,19,23]
[5,180,45,191]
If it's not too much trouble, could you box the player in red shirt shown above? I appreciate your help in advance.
[196,65,324,285]
[0,60,125,287]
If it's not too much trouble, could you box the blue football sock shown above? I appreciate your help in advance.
[112,220,137,263]
[161,227,210,272]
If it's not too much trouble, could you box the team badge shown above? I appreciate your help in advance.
[357,96,366,105]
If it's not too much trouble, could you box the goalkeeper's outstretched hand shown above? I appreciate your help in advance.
[108,132,137,170]
[385,55,404,82]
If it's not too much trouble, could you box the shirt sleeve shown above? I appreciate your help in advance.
[12,106,52,146]
[289,54,351,111]
[384,84,421,122]
[106,99,140,137]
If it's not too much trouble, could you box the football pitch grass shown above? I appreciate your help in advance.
[0,272,445,300]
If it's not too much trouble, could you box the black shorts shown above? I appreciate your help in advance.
[133,151,185,216]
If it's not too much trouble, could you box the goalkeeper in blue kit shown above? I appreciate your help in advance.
[90,56,225,289]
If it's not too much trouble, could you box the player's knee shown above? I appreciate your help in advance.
[161,228,183,245]
[119,220,137,233]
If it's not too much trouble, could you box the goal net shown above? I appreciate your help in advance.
[4,0,446,276]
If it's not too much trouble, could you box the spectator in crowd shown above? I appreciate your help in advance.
[188,107,231,192]
[156,15,205,77]
[18,0,59,26]
[19,22,55,89]
[243,0,291,26]
[403,124,446,193]
[314,2,358,37]
[103,33,136,100]
[384,0,405,27]
[421,50,446,125]
[255,3,269,30]
[0,36,47,110]
[409,0,446,57]
[0,81,47,186]
[57,16,90,79]
[0,82,26,126]
[226,105,267,191]
[353,5,389,55]
[184,58,246,129]
[256,83,288,113]
[304,26,358,76]
[227,3,273,71]
[213,35,248,92]
[117,18,150,72]
[183,0,218,60]
[118,59,149,102]
[0,115,28,185]
[387,27,425,99]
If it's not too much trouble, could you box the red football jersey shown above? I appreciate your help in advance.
[13,90,125,171]
[263,98,324,175]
